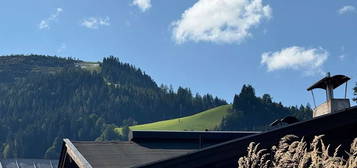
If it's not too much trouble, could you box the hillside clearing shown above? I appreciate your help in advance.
[115,104,232,135]
[77,62,101,72]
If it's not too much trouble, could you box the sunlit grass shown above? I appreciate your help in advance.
[114,104,232,135]
[78,62,101,72]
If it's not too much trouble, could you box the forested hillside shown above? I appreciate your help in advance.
[116,85,314,133]
[0,55,226,159]
[218,85,313,131]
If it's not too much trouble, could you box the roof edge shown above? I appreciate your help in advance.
[307,75,350,91]
[129,130,261,142]
[64,138,93,168]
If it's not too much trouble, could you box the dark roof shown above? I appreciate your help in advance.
[307,74,350,91]
[58,131,258,168]
[140,106,357,168]
[72,141,193,168]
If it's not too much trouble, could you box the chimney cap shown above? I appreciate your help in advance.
[307,74,350,91]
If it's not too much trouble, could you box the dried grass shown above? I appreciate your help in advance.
[238,135,357,168]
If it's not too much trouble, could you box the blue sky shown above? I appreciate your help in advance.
[1,0,357,106]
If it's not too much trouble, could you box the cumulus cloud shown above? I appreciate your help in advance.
[338,5,356,15]
[38,8,63,29]
[261,46,328,75]
[132,0,152,12]
[171,0,272,44]
[81,17,110,29]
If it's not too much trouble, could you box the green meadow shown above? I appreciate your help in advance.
[115,104,232,135]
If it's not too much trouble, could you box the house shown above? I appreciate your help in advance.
[57,131,258,168]
[140,106,357,168]
[57,73,357,168]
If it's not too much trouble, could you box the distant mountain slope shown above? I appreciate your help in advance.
[0,55,79,83]
[115,104,232,135]
[0,55,226,159]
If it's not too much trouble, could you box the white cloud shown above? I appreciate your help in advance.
[38,8,63,29]
[81,17,110,29]
[339,54,345,61]
[171,0,272,44]
[261,46,328,75]
[338,5,356,15]
[57,43,67,53]
[339,46,345,61]
[132,0,152,12]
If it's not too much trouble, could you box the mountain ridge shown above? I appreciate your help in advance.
[0,55,226,159]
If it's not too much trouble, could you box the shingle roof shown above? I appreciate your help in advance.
[72,141,193,168]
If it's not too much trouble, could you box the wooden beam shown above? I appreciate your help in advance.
[15,160,20,168]
[64,139,93,168]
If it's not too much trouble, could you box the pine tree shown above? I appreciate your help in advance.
[353,83,357,102]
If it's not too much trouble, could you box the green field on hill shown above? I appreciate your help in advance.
[78,62,101,72]
[115,104,232,135]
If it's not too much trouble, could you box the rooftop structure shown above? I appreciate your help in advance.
[307,73,351,117]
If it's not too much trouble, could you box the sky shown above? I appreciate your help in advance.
[0,0,357,107]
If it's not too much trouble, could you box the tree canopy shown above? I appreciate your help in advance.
[219,85,312,131]
[353,83,357,102]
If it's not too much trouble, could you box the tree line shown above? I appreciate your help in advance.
[218,85,314,131]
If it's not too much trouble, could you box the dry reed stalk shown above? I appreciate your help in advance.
[238,135,357,168]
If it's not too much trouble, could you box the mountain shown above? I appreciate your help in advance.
[0,55,226,159]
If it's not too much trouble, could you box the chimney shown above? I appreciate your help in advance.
[307,73,351,118]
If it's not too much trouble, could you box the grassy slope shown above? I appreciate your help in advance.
[78,62,101,72]
[114,104,232,135]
